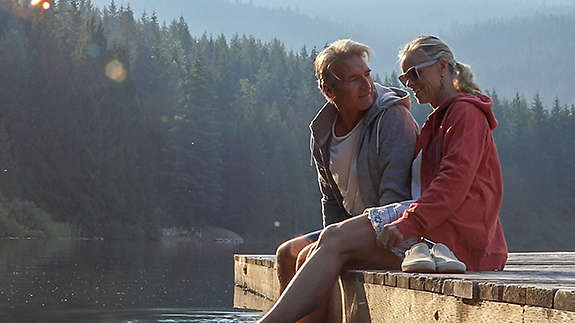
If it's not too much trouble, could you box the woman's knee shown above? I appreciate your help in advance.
[317,215,377,262]
[317,223,346,252]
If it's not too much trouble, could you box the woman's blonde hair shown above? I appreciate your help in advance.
[314,39,372,93]
[398,35,481,95]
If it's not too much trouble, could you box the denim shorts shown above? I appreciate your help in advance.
[302,229,321,242]
[366,200,414,239]
[366,200,419,258]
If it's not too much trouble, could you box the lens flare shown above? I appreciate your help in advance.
[105,59,127,83]
[30,0,42,6]
[41,1,51,10]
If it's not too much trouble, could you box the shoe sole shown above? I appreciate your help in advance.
[402,259,436,273]
[435,262,466,273]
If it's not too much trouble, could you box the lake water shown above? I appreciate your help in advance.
[0,238,267,322]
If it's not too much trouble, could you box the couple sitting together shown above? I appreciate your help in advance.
[259,35,508,322]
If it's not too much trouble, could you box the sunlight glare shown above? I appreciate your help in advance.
[105,60,127,83]
[30,0,42,6]
[41,1,51,10]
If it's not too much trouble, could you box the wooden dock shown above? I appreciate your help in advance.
[234,252,575,322]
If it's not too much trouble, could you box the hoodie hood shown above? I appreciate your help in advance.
[435,93,498,130]
[310,83,411,146]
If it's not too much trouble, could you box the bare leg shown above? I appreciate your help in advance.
[295,242,315,270]
[295,243,343,323]
[276,234,316,293]
[294,242,333,323]
[259,214,400,323]
[326,278,343,323]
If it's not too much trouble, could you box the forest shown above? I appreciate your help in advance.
[89,0,575,107]
[0,0,574,251]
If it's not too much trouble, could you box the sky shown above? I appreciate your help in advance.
[92,0,574,26]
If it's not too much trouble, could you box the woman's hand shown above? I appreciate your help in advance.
[378,224,405,249]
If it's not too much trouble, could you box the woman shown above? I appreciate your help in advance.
[258,35,508,323]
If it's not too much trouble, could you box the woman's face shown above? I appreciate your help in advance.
[400,50,443,107]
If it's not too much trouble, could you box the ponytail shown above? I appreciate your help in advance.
[453,62,482,95]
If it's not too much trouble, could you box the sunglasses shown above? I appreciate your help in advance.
[398,59,438,86]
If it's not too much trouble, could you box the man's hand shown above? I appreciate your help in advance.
[378,224,405,249]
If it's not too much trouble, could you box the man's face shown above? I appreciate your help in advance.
[324,55,375,114]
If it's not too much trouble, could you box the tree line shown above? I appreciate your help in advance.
[0,0,573,250]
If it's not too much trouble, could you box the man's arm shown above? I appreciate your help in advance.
[311,137,350,227]
[376,104,419,206]
[394,103,490,239]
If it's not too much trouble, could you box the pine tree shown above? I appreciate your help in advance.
[164,55,223,227]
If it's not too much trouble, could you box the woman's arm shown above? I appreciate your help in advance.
[393,102,491,239]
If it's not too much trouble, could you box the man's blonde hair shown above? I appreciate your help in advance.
[314,39,372,94]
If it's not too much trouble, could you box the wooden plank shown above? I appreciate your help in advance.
[341,272,370,323]
[443,279,455,296]
[234,258,280,301]
[554,290,575,311]
[362,271,376,284]
[236,254,275,267]
[478,282,503,302]
[385,272,397,287]
[504,264,575,273]
[363,284,526,323]
[236,252,575,269]
[507,252,575,265]
[424,276,443,293]
[362,271,384,285]
[524,305,575,323]
[526,287,555,308]
[234,253,575,319]
[453,280,476,299]
[410,275,427,291]
[396,273,410,289]
[502,284,527,305]
[233,285,273,312]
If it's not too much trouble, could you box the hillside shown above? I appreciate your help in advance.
[90,0,575,105]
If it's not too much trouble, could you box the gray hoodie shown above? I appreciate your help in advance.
[310,83,419,227]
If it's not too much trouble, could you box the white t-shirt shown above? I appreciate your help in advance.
[411,150,422,200]
[329,118,366,216]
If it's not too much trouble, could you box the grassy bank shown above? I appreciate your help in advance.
[0,196,73,238]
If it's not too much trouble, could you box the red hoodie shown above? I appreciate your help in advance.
[394,93,508,271]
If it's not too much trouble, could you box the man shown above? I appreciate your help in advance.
[275,39,418,320]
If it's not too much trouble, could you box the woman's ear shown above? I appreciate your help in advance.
[438,58,449,76]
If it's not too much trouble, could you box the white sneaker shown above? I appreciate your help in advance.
[401,242,436,273]
[431,243,466,273]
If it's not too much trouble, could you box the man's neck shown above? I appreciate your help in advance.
[334,109,366,137]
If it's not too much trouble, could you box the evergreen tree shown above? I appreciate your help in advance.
[1,0,575,249]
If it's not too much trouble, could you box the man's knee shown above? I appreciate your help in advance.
[276,236,311,265]
[296,242,316,269]
[276,240,297,265]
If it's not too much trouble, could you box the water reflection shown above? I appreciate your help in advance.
[7,308,261,322]
[0,238,265,322]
